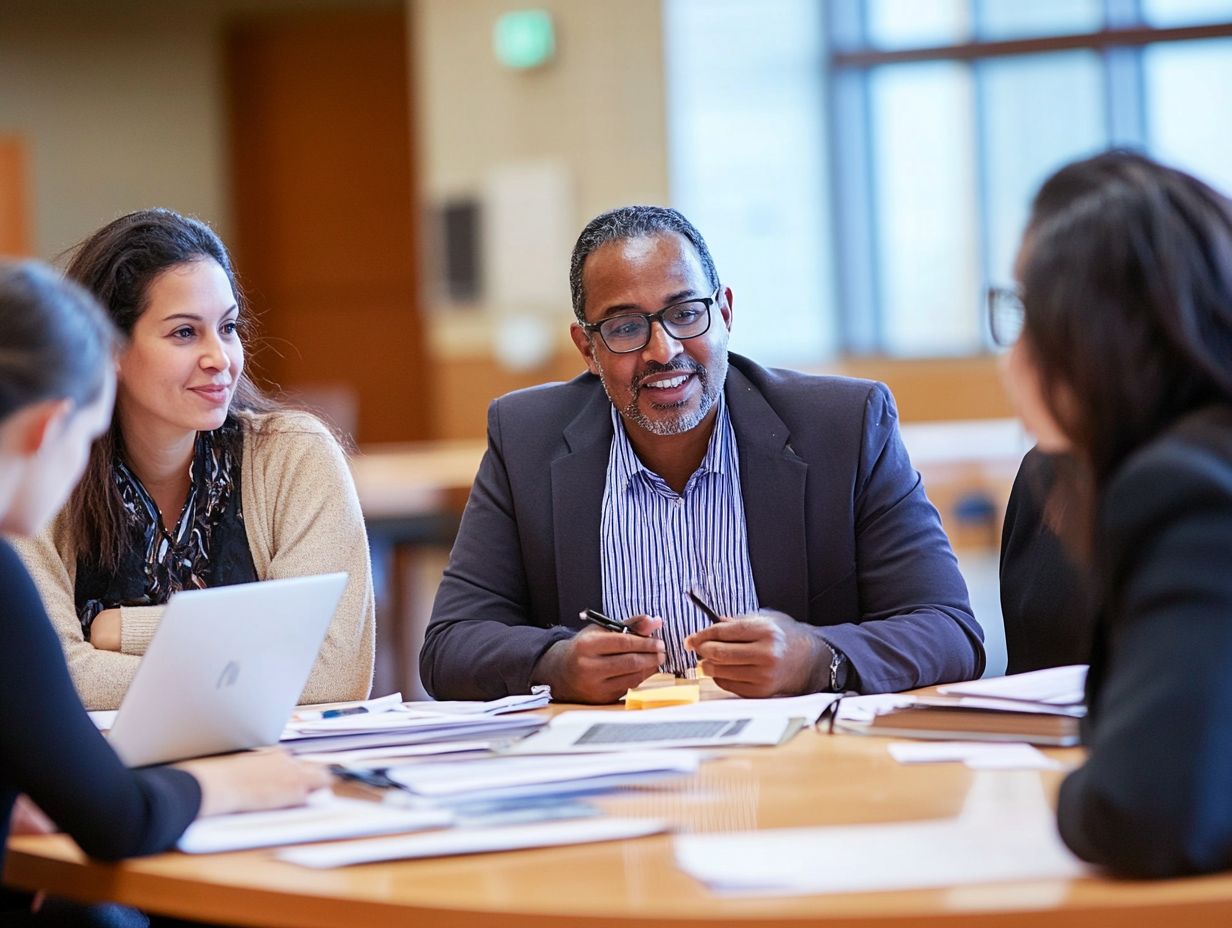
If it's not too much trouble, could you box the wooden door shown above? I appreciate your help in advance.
[0,136,31,256]
[225,8,429,443]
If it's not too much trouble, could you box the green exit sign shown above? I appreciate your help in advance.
[493,10,555,70]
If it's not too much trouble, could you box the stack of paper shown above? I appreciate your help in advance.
[937,664,1087,705]
[834,667,1088,747]
[279,817,668,869]
[280,709,546,756]
[382,751,701,804]
[502,695,834,754]
[408,686,551,716]
[176,792,451,854]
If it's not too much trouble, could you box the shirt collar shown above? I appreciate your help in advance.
[608,392,733,491]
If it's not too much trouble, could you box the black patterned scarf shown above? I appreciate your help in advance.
[76,419,258,639]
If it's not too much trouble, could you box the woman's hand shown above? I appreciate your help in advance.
[10,795,56,835]
[175,750,333,817]
[89,609,122,651]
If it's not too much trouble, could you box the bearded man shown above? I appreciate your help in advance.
[421,206,984,703]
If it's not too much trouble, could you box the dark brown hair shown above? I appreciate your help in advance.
[0,260,119,418]
[569,206,720,324]
[62,208,280,569]
[1021,151,1232,555]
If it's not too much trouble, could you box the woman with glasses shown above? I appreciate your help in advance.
[0,261,327,926]
[12,209,375,711]
[998,150,1232,877]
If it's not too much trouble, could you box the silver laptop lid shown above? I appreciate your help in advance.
[108,572,347,767]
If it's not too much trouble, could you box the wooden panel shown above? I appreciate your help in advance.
[0,136,31,256]
[431,348,586,441]
[225,7,429,442]
[829,355,1014,422]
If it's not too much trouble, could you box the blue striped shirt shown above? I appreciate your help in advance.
[600,395,760,676]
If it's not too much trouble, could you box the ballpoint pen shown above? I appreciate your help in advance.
[296,691,404,722]
[579,608,635,634]
[686,588,724,624]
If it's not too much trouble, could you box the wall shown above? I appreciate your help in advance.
[0,0,395,262]
[0,1,230,258]
[411,0,670,439]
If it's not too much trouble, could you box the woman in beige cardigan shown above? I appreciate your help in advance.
[14,209,375,711]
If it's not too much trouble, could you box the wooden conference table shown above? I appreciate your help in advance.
[8,702,1232,928]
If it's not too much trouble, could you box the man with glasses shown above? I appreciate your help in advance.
[422,206,984,702]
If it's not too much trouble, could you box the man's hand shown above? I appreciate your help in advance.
[532,615,665,704]
[685,610,826,698]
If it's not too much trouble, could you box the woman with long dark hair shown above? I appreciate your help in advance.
[13,209,374,710]
[998,150,1232,877]
[0,260,327,924]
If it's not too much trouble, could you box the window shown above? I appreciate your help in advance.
[828,0,1232,356]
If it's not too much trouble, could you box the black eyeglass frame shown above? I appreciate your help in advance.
[986,285,1026,349]
[580,288,721,354]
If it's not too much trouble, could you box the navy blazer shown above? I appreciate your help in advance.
[421,354,984,699]
[1058,405,1232,878]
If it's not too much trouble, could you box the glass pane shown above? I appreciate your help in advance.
[1144,39,1232,197]
[974,0,1103,39]
[980,51,1107,299]
[867,0,970,49]
[664,0,833,363]
[1141,0,1232,27]
[870,62,981,355]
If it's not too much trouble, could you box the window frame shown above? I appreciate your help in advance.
[824,0,1232,356]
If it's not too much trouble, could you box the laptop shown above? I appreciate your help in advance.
[107,572,348,767]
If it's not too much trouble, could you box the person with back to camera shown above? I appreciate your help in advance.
[0,260,330,926]
[996,150,1232,877]
[12,208,375,710]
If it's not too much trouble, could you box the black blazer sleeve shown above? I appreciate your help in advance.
[1057,434,1232,877]
[0,540,200,863]
[999,448,1095,673]
[420,399,575,699]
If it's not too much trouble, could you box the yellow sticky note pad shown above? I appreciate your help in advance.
[624,683,701,710]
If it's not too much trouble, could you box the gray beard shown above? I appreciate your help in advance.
[601,353,728,437]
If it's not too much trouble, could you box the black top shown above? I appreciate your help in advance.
[999,448,1096,673]
[76,420,258,638]
[0,538,200,902]
[1057,406,1232,877]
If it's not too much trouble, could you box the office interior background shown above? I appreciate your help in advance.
[3,0,1231,690]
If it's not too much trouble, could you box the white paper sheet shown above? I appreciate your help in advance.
[176,793,450,854]
[293,692,404,722]
[504,712,793,754]
[833,693,915,723]
[615,692,839,724]
[88,710,118,732]
[296,740,494,767]
[888,741,1064,770]
[410,686,551,716]
[384,751,700,797]
[279,817,667,869]
[938,665,1088,706]
[674,815,1086,894]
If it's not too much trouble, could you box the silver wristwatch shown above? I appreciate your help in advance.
[827,645,847,693]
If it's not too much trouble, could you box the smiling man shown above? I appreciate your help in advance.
[422,206,984,703]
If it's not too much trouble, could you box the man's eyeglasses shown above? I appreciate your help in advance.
[581,289,719,354]
[987,285,1025,348]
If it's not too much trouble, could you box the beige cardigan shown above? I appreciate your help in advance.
[13,411,376,710]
